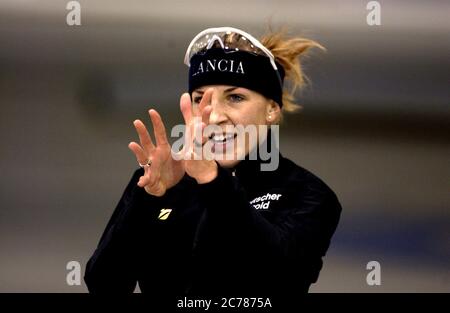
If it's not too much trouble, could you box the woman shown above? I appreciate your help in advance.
[85,27,342,297]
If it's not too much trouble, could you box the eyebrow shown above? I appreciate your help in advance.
[194,87,239,95]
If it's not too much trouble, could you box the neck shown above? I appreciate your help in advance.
[233,127,281,174]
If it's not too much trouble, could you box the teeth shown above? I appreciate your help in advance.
[211,134,235,143]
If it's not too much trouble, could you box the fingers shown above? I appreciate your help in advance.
[149,109,169,147]
[130,109,169,196]
[128,141,152,187]
[201,105,212,131]
[136,156,160,189]
[199,90,213,142]
[197,88,213,117]
[138,162,165,195]
[138,164,152,187]
[180,93,192,125]
[137,166,149,187]
[128,141,148,166]
[133,119,155,156]
[130,114,161,190]
[128,141,150,187]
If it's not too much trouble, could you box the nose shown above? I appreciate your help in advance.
[208,90,228,125]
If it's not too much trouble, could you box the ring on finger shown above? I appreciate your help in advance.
[139,158,152,168]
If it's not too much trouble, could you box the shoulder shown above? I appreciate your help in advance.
[279,155,342,215]
[280,155,337,195]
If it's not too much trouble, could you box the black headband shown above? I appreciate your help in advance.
[188,48,285,107]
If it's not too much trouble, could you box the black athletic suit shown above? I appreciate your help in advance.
[85,144,342,297]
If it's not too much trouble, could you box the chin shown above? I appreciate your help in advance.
[215,158,241,169]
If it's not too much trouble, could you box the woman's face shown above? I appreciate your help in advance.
[192,85,279,168]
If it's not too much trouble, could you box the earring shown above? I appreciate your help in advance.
[268,115,272,120]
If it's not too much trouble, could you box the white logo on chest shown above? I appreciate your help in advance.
[249,193,282,210]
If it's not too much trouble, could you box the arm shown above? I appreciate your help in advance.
[84,168,160,293]
[87,100,189,293]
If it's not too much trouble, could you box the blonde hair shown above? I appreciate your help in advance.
[260,29,325,117]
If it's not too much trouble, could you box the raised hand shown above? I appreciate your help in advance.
[128,109,184,197]
[179,89,218,184]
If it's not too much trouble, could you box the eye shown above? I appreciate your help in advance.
[228,94,245,103]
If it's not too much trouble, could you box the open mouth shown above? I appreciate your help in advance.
[209,133,238,153]
[209,133,237,143]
